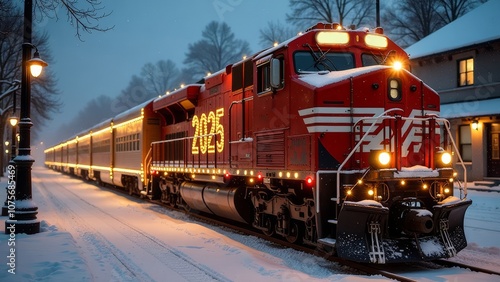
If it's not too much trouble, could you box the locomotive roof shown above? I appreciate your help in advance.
[153,84,202,112]
[113,98,154,124]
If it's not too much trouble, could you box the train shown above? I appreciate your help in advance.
[45,22,472,264]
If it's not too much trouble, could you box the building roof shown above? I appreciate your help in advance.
[440,97,500,119]
[405,0,500,59]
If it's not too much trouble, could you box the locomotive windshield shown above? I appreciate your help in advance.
[294,51,354,73]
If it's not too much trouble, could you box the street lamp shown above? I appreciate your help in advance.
[9,117,18,158]
[27,48,48,78]
[5,0,48,234]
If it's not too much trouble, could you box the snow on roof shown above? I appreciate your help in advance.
[440,97,500,118]
[405,1,500,59]
[297,65,389,88]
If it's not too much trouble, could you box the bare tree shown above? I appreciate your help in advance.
[34,0,113,40]
[184,21,251,79]
[141,60,180,96]
[259,20,298,48]
[436,0,486,23]
[383,0,485,47]
[382,0,444,47]
[0,0,59,174]
[286,0,375,28]
[0,0,60,135]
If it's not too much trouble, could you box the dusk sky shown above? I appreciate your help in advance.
[38,1,290,144]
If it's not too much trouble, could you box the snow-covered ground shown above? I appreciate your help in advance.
[0,166,499,281]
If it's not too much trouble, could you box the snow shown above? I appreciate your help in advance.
[405,1,500,59]
[440,97,500,119]
[394,165,440,178]
[1,166,500,281]
[297,65,388,88]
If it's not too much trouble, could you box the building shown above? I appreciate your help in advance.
[405,0,500,183]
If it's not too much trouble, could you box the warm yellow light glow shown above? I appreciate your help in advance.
[9,117,18,127]
[364,34,388,48]
[400,180,406,185]
[378,152,391,165]
[357,179,363,185]
[392,61,403,71]
[471,120,479,131]
[30,65,43,77]
[422,184,428,189]
[444,188,450,194]
[368,189,374,196]
[316,31,349,45]
[441,152,452,165]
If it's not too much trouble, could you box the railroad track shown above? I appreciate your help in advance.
[85,178,499,281]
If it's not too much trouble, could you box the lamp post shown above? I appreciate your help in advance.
[5,0,48,234]
[2,117,18,216]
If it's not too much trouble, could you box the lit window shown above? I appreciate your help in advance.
[459,125,472,162]
[458,58,474,87]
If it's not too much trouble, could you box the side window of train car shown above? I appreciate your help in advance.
[257,56,284,95]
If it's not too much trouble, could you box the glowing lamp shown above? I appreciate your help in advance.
[316,31,349,46]
[27,50,48,77]
[364,34,388,48]
[9,117,18,127]
[305,176,314,186]
[471,120,479,131]
[392,61,403,71]
[369,150,392,169]
[435,150,453,168]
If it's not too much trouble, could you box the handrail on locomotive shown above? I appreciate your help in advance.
[312,108,469,214]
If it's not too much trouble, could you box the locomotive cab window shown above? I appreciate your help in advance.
[362,54,383,66]
[294,51,354,73]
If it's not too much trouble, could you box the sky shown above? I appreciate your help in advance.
[1,167,499,281]
[37,1,290,144]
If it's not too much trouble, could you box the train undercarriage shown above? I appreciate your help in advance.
[152,170,471,264]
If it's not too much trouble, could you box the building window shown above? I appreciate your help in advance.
[458,58,474,87]
[459,125,472,162]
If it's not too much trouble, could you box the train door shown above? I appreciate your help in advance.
[487,123,500,177]
[229,59,254,168]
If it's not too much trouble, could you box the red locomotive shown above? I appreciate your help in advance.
[45,23,472,263]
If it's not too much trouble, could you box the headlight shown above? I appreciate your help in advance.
[435,151,452,168]
[378,151,391,165]
[369,150,391,169]
[441,152,452,165]
[392,61,403,71]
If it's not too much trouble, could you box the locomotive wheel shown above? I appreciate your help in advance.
[285,221,303,244]
[262,216,275,237]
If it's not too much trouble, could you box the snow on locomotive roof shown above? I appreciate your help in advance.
[297,65,389,88]
[113,98,154,123]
